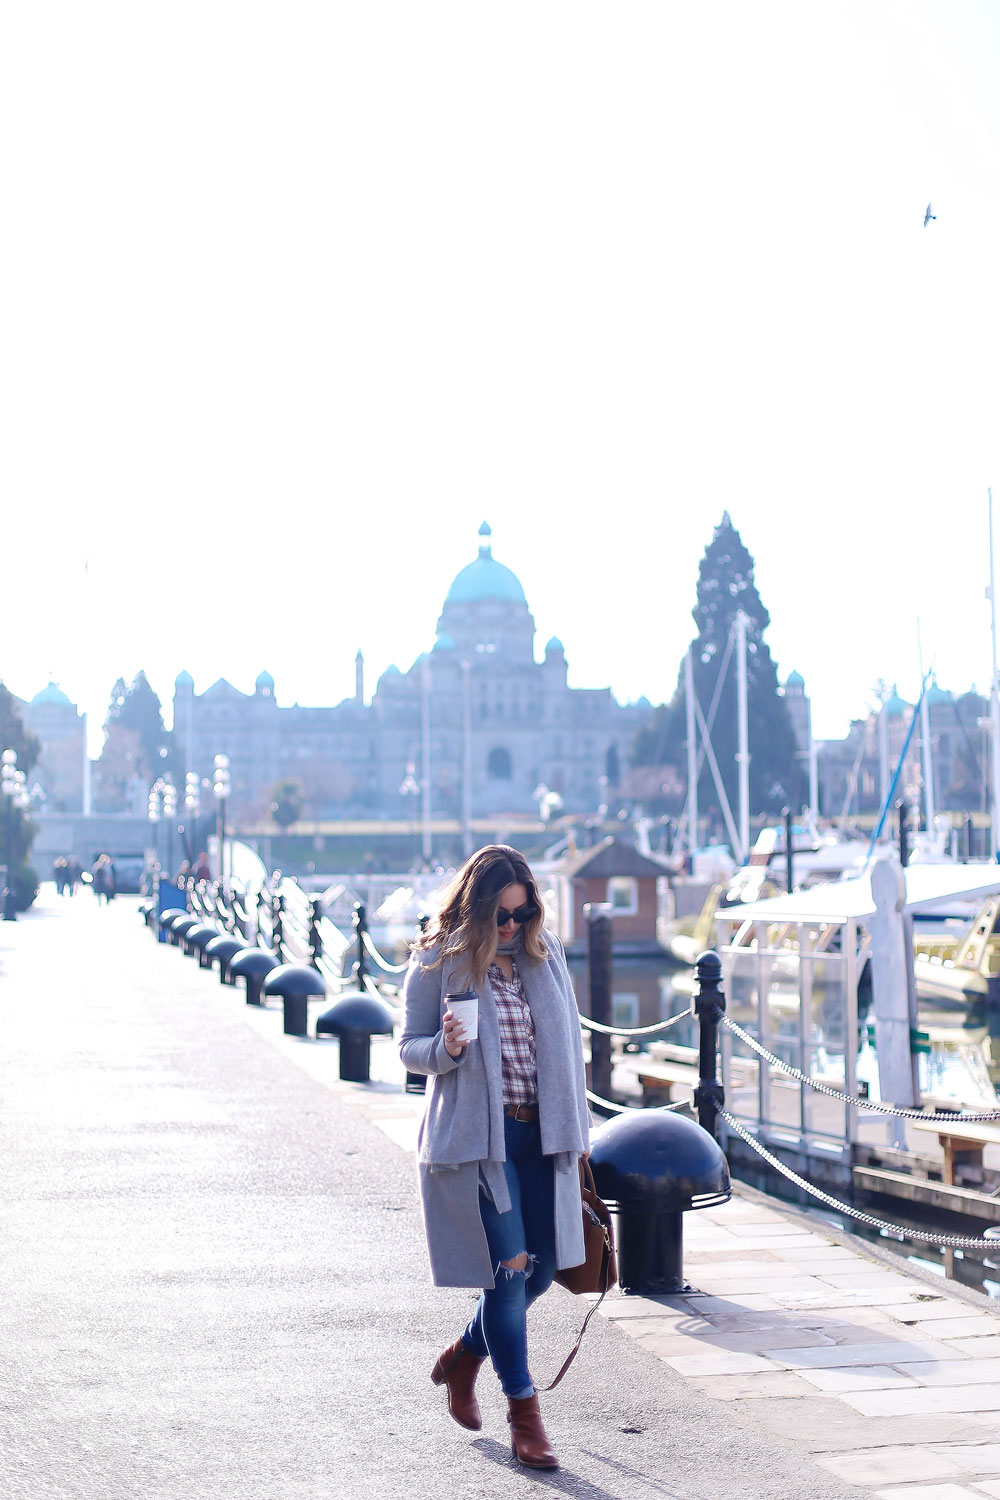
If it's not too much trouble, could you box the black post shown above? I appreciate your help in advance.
[308,896,323,971]
[693,950,725,1140]
[404,913,431,1094]
[966,816,974,864]
[354,902,369,985]
[784,805,794,893]
[897,798,910,867]
[2,792,14,920]
[585,902,613,1104]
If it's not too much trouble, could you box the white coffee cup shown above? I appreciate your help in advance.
[447,994,479,1044]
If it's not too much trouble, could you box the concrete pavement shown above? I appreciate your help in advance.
[0,889,939,1498]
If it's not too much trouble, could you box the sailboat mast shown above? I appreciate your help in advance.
[736,610,750,863]
[989,490,1000,861]
[877,684,890,817]
[917,622,935,835]
[684,645,698,853]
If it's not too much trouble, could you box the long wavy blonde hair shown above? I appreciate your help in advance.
[415,844,548,987]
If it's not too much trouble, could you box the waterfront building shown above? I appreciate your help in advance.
[556,836,668,952]
[172,523,652,823]
[815,679,989,822]
[13,683,86,813]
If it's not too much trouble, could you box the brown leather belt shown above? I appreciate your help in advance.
[504,1103,539,1122]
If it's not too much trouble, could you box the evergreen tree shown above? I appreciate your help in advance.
[103,672,173,781]
[633,514,799,824]
[270,780,304,829]
[0,685,41,908]
[0,684,41,775]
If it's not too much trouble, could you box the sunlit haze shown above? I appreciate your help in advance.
[4,2,1000,755]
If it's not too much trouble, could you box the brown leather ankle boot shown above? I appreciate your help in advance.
[430,1339,486,1430]
[506,1393,558,1469]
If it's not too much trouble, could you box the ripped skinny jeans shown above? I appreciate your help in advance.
[460,1113,556,1399]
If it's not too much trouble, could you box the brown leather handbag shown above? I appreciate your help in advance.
[542,1157,617,1390]
[555,1156,617,1295]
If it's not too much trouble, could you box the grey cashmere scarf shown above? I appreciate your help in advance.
[470,928,589,1210]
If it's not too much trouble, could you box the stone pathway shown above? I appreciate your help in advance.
[20,890,996,1498]
[245,958,1000,1500]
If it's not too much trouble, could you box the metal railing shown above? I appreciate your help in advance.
[163,879,1000,1259]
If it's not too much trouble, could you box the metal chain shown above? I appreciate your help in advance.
[578,1006,694,1037]
[719,1110,1000,1250]
[586,1088,692,1115]
[361,972,402,1013]
[360,931,410,975]
[722,1016,1000,1123]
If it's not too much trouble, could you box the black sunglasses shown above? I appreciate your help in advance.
[496,902,537,928]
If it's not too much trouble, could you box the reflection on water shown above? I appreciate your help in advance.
[804,1206,1000,1302]
[567,957,699,1049]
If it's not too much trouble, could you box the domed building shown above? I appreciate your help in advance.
[16,683,87,812]
[171,522,651,831]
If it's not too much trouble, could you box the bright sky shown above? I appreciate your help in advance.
[4,2,1000,758]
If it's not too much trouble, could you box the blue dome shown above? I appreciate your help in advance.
[255,670,274,688]
[545,636,564,654]
[175,670,194,688]
[884,684,908,719]
[31,682,72,708]
[445,522,526,605]
[786,669,804,688]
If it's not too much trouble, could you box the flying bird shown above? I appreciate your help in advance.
[923,202,936,228]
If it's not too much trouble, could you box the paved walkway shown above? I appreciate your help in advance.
[0,893,995,1499]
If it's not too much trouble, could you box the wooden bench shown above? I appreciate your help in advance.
[909,1117,1000,1186]
[635,1060,700,1106]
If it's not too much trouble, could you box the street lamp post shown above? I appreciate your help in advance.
[162,780,177,879]
[461,660,472,858]
[213,754,231,888]
[399,762,420,871]
[147,781,161,879]
[459,643,495,861]
[2,749,19,920]
[184,772,201,871]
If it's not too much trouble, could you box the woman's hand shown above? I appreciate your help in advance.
[442,1009,467,1058]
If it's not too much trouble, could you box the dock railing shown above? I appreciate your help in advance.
[162,872,1000,1257]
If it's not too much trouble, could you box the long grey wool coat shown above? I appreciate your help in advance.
[399,929,590,1288]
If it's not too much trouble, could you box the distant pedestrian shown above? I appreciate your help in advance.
[192,852,211,882]
[53,857,67,895]
[66,856,81,895]
[400,845,590,1471]
[92,854,116,905]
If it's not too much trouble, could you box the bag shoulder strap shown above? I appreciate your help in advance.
[537,1157,614,1393]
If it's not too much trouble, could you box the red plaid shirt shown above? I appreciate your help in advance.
[488,960,537,1107]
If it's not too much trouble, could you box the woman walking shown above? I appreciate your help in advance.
[400,845,590,1470]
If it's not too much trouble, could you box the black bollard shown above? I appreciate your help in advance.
[693,950,726,1141]
[585,902,614,1103]
[966,816,974,864]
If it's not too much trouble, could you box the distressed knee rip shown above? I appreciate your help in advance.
[496,1251,536,1281]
